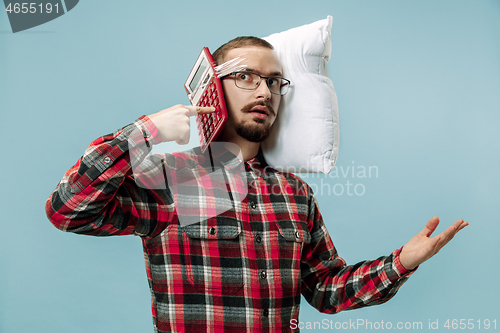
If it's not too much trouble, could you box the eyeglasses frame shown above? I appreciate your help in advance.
[220,71,291,96]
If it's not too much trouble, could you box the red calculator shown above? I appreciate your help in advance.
[185,47,228,153]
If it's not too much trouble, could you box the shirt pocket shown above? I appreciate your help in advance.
[275,220,311,257]
[276,220,312,243]
[181,216,244,294]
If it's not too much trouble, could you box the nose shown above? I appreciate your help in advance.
[254,78,272,100]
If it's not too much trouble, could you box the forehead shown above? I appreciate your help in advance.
[224,46,282,76]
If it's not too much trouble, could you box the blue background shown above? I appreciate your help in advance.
[1,1,499,332]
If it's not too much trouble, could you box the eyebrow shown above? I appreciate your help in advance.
[244,67,283,77]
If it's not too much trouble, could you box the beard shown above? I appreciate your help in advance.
[234,120,272,142]
[233,100,276,143]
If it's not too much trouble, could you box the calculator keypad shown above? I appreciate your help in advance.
[196,78,224,152]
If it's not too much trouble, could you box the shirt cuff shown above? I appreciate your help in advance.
[136,115,162,146]
[393,246,418,278]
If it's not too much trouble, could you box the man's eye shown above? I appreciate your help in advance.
[237,73,253,82]
[268,78,280,86]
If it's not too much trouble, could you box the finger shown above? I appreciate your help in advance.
[434,220,464,250]
[422,216,440,237]
[440,222,458,241]
[436,229,455,249]
[427,219,468,259]
[446,219,466,238]
[458,220,469,231]
[185,105,216,117]
[449,219,469,237]
[455,219,468,229]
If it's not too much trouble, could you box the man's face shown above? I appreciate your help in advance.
[219,46,282,143]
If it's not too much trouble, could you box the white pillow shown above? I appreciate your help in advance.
[262,16,339,174]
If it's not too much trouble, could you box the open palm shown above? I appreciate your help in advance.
[399,217,468,271]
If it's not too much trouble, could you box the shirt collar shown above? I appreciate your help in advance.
[200,144,244,171]
[245,149,270,174]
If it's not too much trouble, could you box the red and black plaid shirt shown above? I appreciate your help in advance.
[46,116,415,333]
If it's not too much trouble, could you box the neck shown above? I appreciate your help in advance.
[234,138,261,161]
[216,131,261,161]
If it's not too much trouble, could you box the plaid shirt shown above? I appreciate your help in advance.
[46,116,415,333]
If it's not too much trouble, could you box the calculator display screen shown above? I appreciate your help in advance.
[189,58,209,92]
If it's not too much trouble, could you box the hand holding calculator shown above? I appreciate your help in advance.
[184,47,228,153]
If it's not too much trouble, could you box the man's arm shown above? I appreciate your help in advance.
[45,105,214,237]
[300,194,468,314]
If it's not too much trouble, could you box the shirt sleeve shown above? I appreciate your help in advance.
[45,115,176,238]
[300,194,417,314]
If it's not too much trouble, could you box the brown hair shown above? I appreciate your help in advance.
[212,36,274,65]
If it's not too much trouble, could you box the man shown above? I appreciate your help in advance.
[45,37,468,332]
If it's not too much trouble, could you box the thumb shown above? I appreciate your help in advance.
[422,216,440,237]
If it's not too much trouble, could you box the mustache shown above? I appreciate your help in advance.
[241,100,276,116]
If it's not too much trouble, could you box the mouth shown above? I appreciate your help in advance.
[248,105,269,118]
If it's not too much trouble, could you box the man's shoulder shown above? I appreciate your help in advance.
[159,147,206,170]
[259,160,314,196]
[278,169,313,189]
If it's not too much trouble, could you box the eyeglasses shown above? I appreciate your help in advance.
[221,71,291,96]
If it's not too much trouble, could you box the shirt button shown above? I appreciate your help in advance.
[250,201,256,209]
[263,308,269,317]
[103,157,111,164]
[260,270,267,279]
[295,231,301,239]
[143,131,150,138]
[255,235,262,243]
[209,227,216,235]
